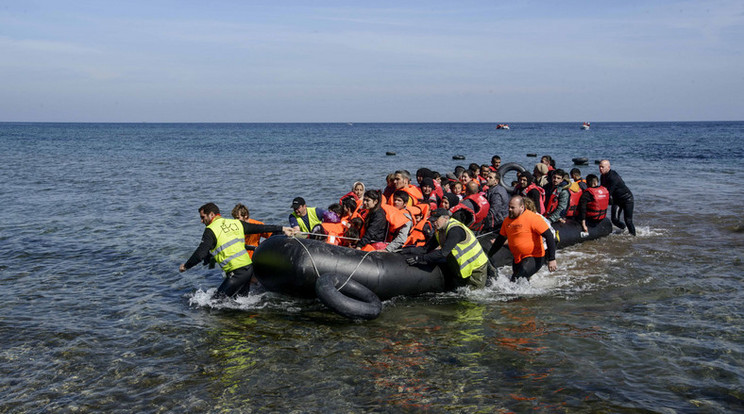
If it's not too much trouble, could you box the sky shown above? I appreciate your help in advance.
[1,0,742,122]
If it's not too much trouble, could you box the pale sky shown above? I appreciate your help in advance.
[1,1,742,122]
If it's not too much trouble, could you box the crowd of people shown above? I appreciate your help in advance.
[180,155,635,298]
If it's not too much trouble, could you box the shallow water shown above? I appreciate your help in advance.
[1,122,743,412]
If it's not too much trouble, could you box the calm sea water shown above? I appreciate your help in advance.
[1,122,743,413]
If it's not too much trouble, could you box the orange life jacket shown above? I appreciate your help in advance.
[585,186,609,220]
[380,203,413,242]
[321,222,346,246]
[244,218,272,258]
[405,219,434,246]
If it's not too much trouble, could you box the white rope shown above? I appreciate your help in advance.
[295,231,360,241]
[289,236,375,292]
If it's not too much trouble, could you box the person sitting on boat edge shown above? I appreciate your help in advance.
[180,202,295,299]
[403,208,489,289]
[289,197,327,234]
[488,196,557,282]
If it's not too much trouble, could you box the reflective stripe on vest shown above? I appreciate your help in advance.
[207,217,252,273]
[292,207,321,233]
[435,219,489,278]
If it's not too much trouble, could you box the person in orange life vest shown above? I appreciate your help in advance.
[569,168,587,192]
[343,217,364,248]
[384,190,415,252]
[599,159,636,236]
[387,170,423,206]
[231,203,273,258]
[578,174,610,233]
[515,172,546,215]
[179,202,295,298]
[313,203,348,246]
[288,197,327,234]
[487,196,557,282]
[357,190,390,251]
[418,177,441,210]
[482,171,509,233]
[404,204,434,247]
[457,181,489,231]
[544,169,572,224]
[489,155,502,172]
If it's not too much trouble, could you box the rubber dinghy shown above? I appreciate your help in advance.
[252,218,612,319]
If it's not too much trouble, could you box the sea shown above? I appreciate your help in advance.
[1,121,742,413]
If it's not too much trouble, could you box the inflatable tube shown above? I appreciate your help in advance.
[572,157,589,165]
[253,236,449,301]
[527,153,537,157]
[386,151,396,156]
[594,159,601,165]
[452,155,466,160]
[497,162,526,194]
[315,273,382,320]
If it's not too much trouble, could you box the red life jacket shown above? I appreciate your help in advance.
[339,191,359,205]
[545,184,568,216]
[462,192,489,228]
[565,190,583,218]
[585,186,609,220]
[523,183,546,214]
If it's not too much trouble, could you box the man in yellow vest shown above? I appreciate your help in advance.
[179,202,295,298]
[404,208,489,289]
[288,197,326,234]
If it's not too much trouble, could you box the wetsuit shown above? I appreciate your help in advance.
[183,221,284,297]
[601,169,635,235]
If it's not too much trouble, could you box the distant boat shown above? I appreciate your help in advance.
[581,122,590,130]
[496,124,510,130]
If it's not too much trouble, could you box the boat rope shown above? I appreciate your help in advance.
[289,236,375,292]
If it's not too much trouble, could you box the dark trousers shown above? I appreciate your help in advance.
[512,256,544,282]
[611,196,636,236]
[215,265,255,298]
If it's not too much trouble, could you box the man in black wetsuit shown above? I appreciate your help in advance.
[179,202,295,298]
[599,159,636,236]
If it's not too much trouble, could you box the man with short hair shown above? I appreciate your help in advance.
[488,196,557,281]
[289,197,327,233]
[482,171,509,233]
[577,174,610,233]
[544,169,571,224]
[180,202,295,298]
[489,155,502,172]
[599,159,635,236]
[404,208,489,289]
[389,170,423,205]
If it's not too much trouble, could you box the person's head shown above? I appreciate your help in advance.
[394,170,411,189]
[491,155,501,170]
[454,165,466,177]
[480,164,490,178]
[508,196,525,219]
[353,182,365,199]
[291,197,307,216]
[428,208,451,230]
[469,163,480,173]
[541,155,552,166]
[570,168,582,181]
[440,192,459,209]
[534,163,548,177]
[363,189,381,211]
[465,180,479,196]
[345,217,364,242]
[231,203,250,221]
[393,190,410,209]
[486,171,501,188]
[386,173,396,187]
[599,160,611,175]
[415,168,433,185]
[198,202,220,226]
[586,174,600,188]
[341,197,358,216]
[452,181,463,195]
[460,170,471,183]
[421,177,435,196]
[523,197,537,213]
[552,169,567,186]
[518,171,533,188]
[327,203,342,216]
